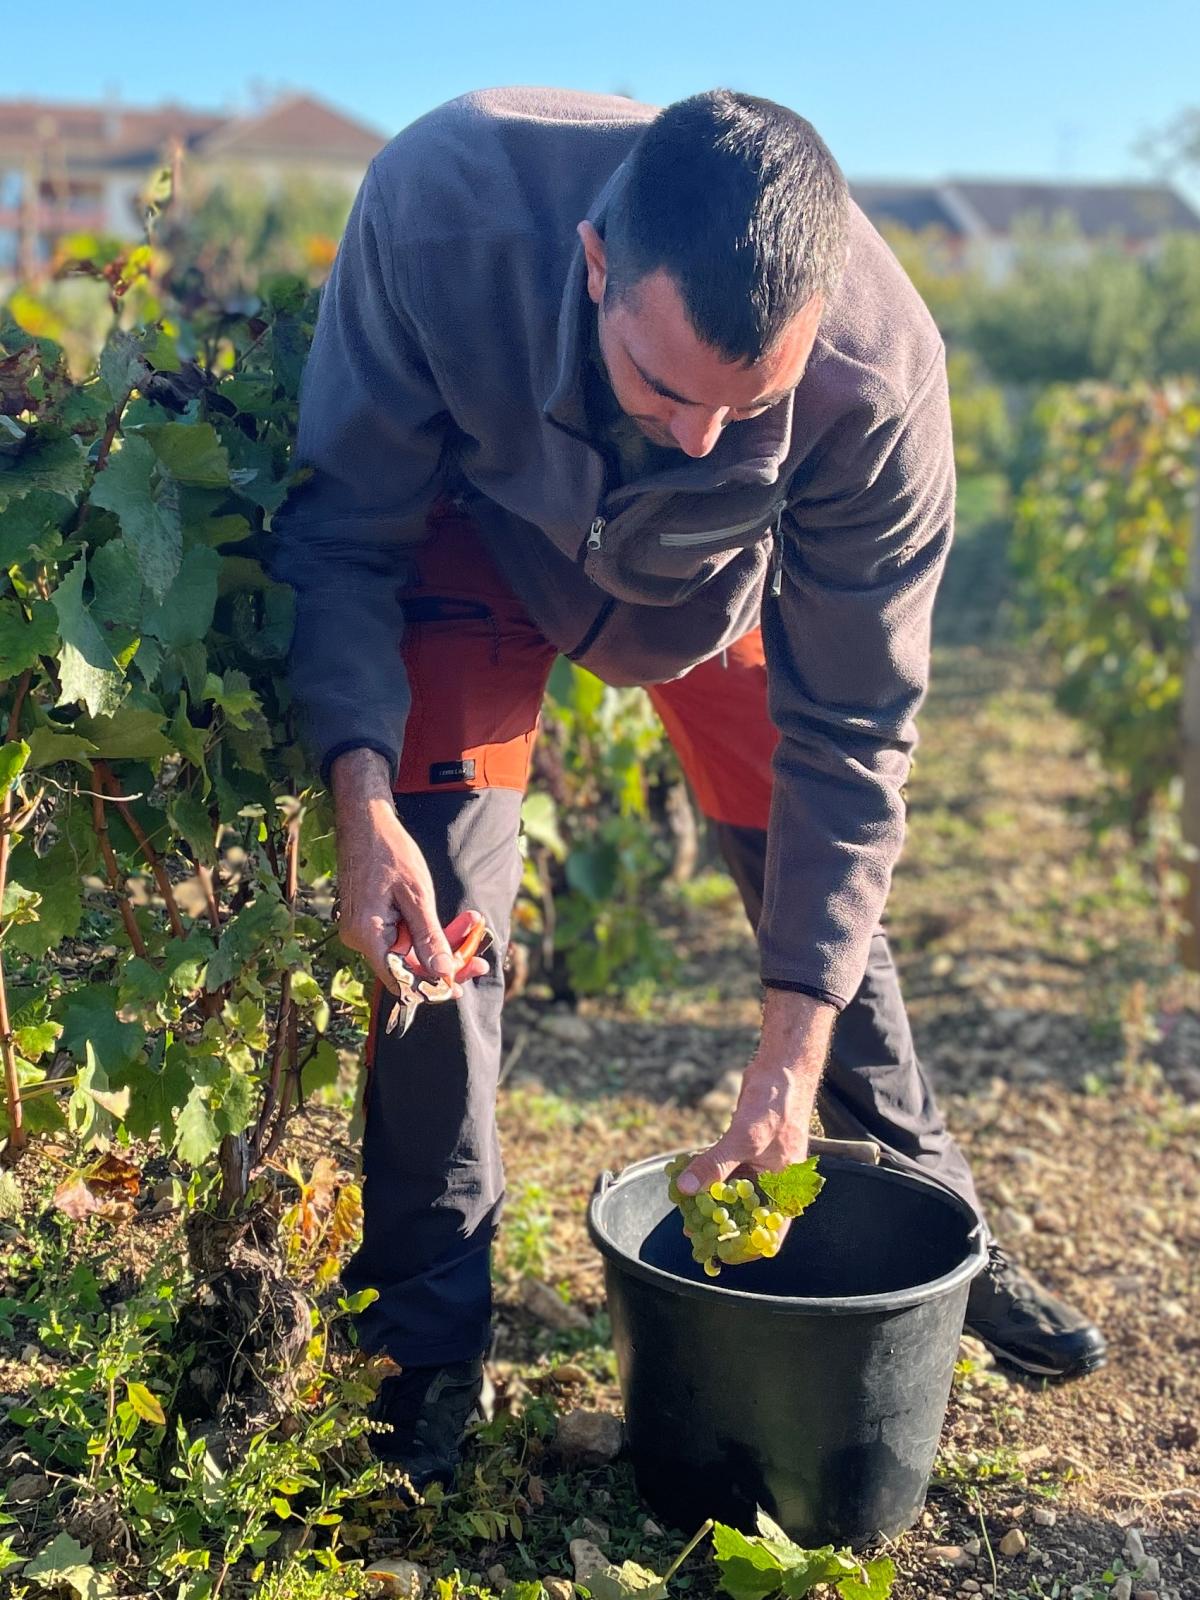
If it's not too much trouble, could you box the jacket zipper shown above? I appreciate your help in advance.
[769,504,786,597]
[659,498,787,548]
[542,411,621,567]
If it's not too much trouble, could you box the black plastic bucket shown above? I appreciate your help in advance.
[587,1152,986,1548]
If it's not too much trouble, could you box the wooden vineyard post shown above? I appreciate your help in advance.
[1183,443,1200,970]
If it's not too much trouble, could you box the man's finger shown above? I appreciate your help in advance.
[388,864,455,982]
[338,910,402,996]
[676,1139,744,1197]
[407,910,457,984]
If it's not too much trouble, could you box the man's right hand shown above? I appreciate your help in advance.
[330,748,489,996]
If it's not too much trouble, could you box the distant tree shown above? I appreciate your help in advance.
[159,169,352,308]
[1135,107,1200,184]
[877,223,980,342]
[1145,233,1200,377]
[965,215,1156,386]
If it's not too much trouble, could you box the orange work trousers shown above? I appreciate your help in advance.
[393,503,777,827]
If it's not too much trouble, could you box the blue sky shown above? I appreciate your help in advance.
[8,0,1200,194]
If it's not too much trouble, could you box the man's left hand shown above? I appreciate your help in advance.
[675,990,835,1196]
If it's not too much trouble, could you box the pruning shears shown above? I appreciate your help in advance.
[384,909,491,1037]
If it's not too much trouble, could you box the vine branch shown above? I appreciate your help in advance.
[0,670,34,1163]
[90,789,148,960]
[250,811,301,1167]
[93,762,186,940]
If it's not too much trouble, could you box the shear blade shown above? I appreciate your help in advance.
[385,996,420,1037]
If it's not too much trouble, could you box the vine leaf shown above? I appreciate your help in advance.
[58,986,144,1077]
[711,1517,894,1600]
[203,667,261,726]
[23,725,101,769]
[144,421,231,487]
[89,536,145,628]
[143,543,221,649]
[205,892,291,992]
[52,557,127,718]
[75,699,173,761]
[0,487,68,566]
[521,791,567,859]
[757,1158,825,1219]
[0,428,87,511]
[0,738,29,792]
[162,932,215,992]
[68,1042,133,1145]
[89,434,182,600]
[14,1016,60,1060]
[116,1044,195,1143]
[168,790,218,864]
[175,1085,221,1166]
[99,329,150,405]
[0,596,59,678]
[53,1151,141,1223]
[300,1039,341,1096]
[6,840,87,957]
[837,1558,896,1600]
[584,1561,667,1600]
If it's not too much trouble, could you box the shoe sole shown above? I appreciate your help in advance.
[974,1337,1108,1382]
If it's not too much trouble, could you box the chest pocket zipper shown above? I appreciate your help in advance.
[659,497,787,549]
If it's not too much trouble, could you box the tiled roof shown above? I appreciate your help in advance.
[946,178,1200,238]
[851,183,966,236]
[0,93,384,173]
[196,94,386,162]
[0,100,223,166]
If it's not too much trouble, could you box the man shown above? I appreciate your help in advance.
[274,88,1104,1486]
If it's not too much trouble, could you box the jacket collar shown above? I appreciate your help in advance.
[542,161,796,493]
[542,161,625,438]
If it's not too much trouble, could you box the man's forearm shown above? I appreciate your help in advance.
[676,988,835,1193]
[751,987,835,1090]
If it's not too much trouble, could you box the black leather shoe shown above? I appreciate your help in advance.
[965,1242,1107,1380]
[367,1357,495,1486]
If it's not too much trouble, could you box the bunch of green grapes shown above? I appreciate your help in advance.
[665,1156,786,1277]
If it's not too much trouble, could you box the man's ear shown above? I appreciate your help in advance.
[577,220,607,307]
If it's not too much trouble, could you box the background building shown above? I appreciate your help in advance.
[0,93,386,279]
[853,176,1200,281]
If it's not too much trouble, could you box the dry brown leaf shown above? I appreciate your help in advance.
[53,1153,142,1221]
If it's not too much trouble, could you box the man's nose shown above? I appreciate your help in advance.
[670,408,727,458]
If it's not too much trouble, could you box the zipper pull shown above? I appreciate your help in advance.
[769,504,785,598]
[587,517,606,551]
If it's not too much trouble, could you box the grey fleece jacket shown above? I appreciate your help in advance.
[271,87,955,1009]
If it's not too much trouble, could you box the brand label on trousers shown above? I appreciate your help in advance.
[429,759,476,784]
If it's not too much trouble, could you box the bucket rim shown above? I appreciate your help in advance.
[587,1149,988,1315]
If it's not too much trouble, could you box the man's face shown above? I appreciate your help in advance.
[577,220,822,459]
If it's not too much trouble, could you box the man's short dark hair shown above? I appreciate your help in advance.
[603,90,849,364]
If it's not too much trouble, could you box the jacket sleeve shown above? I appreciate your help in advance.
[270,160,450,784]
[758,348,955,1008]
